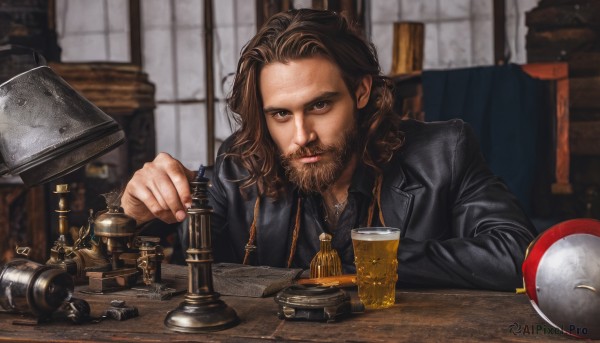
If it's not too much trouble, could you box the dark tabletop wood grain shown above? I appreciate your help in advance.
[0,265,572,342]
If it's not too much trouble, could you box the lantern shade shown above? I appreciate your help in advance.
[0,64,124,186]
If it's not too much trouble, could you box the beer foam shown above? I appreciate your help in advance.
[351,228,400,241]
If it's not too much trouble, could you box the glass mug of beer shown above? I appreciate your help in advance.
[351,227,400,309]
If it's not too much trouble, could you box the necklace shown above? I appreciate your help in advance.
[331,199,348,218]
[322,191,348,227]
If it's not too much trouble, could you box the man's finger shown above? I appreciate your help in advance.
[155,171,187,222]
[169,167,193,209]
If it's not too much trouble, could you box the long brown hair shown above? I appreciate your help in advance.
[226,9,403,198]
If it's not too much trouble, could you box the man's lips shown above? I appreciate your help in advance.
[296,154,322,163]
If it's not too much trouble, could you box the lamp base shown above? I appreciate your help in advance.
[164,293,239,332]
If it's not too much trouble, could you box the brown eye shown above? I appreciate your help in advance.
[311,101,330,112]
[270,111,290,121]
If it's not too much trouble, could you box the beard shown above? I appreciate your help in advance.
[281,125,357,193]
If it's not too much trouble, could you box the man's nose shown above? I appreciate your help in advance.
[292,115,315,147]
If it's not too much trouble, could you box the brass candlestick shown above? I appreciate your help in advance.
[164,166,239,332]
[46,184,77,275]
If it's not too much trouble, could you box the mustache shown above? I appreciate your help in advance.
[283,143,333,160]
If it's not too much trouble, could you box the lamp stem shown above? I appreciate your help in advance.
[164,172,239,332]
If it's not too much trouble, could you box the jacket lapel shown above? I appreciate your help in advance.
[380,164,420,236]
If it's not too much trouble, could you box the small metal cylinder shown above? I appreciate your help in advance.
[0,259,74,317]
[186,176,214,295]
[54,184,70,237]
[137,237,164,285]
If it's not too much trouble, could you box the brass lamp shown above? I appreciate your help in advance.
[164,166,239,332]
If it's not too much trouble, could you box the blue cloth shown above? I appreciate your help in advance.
[422,64,544,214]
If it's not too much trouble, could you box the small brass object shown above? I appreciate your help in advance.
[310,233,342,279]
[47,188,112,281]
[86,202,140,292]
[94,204,137,271]
[137,236,164,285]
[46,184,78,275]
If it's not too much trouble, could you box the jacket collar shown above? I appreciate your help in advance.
[349,158,409,196]
[349,161,374,197]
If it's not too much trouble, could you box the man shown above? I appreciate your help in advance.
[122,9,535,291]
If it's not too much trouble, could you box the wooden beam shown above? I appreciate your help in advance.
[47,0,56,30]
[312,0,327,10]
[493,0,506,64]
[391,22,424,75]
[256,0,291,30]
[129,0,142,67]
[521,62,572,194]
[27,186,47,263]
[205,0,215,164]
[571,121,600,156]
[571,76,600,110]
[256,0,265,31]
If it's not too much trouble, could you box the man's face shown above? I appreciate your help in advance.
[260,56,371,193]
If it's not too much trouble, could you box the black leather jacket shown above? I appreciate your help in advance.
[188,119,535,291]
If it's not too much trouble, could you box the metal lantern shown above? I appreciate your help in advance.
[521,218,600,339]
[0,46,125,186]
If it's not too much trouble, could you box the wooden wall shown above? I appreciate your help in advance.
[527,0,600,218]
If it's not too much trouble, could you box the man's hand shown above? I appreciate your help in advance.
[121,153,196,224]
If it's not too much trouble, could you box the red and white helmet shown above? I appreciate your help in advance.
[522,219,600,339]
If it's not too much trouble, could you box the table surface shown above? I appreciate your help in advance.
[0,266,573,343]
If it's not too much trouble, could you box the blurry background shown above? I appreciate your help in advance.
[54,0,538,168]
[2,0,600,262]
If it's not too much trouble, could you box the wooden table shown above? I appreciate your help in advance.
[0,271,573,342]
